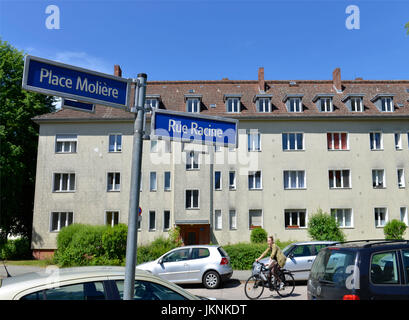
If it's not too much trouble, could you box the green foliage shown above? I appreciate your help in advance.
[405,22,409,35]
[168,226,182,246]
[384,219,407,240]
[308,209,346,242]
[0,237,32,260]
[102,224,128,260]
[0,39,55,241]
[250,228,268,243]
[137,237,178,265]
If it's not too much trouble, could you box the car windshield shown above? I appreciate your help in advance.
[310,249,356,288]
[282,245,295,256]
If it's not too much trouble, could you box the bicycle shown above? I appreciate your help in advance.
[244,261,295,300]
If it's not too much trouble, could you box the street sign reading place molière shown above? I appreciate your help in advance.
[22,55,131,109]
[152,109,238,147]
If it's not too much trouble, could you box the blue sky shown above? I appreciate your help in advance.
[1,0,408,81]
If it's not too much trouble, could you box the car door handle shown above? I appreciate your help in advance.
[308,259,313,263]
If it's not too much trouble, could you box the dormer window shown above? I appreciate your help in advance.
[371,94,395,112]
[341,94,364,112]
[313,94,335,112]
[184,94,202,113]
[283,94,303,113]
[145,94,161,113]
[224,94,242,113]
[253,94,273,113]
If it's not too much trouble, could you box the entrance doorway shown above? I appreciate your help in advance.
[177,224,210,245]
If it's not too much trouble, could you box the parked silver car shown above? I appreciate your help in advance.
[0,266,201,300]
[137,245,233,289]
[260,241,337,281]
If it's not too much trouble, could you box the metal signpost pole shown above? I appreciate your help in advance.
[123,73,147,300]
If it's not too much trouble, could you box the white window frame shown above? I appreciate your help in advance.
[107,172,121,192]
[331,208,353,228]
[163,210,171,231]
[328,170,351,189]
[350,97,363,112]
[105,211,119,227]
[214,210,222,230]
[108,133,122,153]
[374,207,388,228]
[186,151,199,170]
[289,98,302,113]
[50,211,73,232]
[370,132,383,150]
[394,133,402,150]
[248,132,261,151]
[372,169,385,189]
[164,171,171,191]
[226,98,240,113]
[283,170,306,189]
[150,140,159,153]
[248,171,262,190]
[229,210,237,230]
[284,210,307,229]
[381,97,394,112]
[186,98,200,113]
[400,207,408,227]
[397,169,405,188]
[257,97,271,113]
[282,132,304,151]
[185,189,200,209]
[249,209,263,229]
[327,132,349,150]
[53,173,76,192]
[215,171,222,191]
[320,98,333,112]
[229,171,236,190]
[55,134,77,153]
[145,98,159,113]
[150,172,157,191]
[149,210,156,231]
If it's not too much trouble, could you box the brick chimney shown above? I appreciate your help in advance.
[258,67,265,92]
[114,65,122,77]
[332,67,342,92]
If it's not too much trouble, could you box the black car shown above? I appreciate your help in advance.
[307,240,409,300]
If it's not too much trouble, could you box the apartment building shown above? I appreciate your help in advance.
[31,66,409,259]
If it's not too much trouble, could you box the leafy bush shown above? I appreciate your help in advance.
[137,237,178,265]
[102,224,128,260]
[250,228,268,243]
[0,237,32,260]
[308,209,346,242]
[384,219,407,240]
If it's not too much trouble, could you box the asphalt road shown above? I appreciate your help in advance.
[0,265,307,300]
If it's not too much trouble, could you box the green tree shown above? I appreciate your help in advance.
[308,209,346,242]
[405,22,409,35]
[384,219,407,240]
[0,40,55,244]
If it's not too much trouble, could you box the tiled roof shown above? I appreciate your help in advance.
[33,78,409,122]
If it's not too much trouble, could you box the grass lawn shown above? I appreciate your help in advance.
[4,260,55,268]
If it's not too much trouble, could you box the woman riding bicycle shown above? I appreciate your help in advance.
[256,235,287,289]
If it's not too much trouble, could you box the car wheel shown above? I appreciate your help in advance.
[203,271,221,289]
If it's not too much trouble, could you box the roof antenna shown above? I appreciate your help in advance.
[2,260,12,278]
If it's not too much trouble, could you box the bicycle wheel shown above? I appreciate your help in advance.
[275,272,295,298]
[244,275,265,300]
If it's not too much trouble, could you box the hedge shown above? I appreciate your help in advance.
[0,237,32,260]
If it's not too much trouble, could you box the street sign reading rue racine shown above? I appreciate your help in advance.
[22,55,132,110]
[152,109,238,148]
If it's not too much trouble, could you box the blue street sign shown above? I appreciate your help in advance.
[62,98,95,113]
[22,55,132,109]
[152,109,238,147]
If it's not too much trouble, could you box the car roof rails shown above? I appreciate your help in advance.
[333,239,409,248]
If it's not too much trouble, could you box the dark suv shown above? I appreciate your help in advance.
[307,240,409,300]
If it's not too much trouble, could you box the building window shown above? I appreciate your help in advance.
[248,132,261,151]
[186,98,200,113]
[248,171,262,190]
[282,133,303,151]
[150,172,157,191]
[329,170,351,189]
[186,151,199,170]
[229,171,236,190]
[149,211,156,231]
[375,208,388,227]
[163,210,171,230]
[397,169,405,188]
[381,97,393,112]
[372,169,385,188]
[320,98,333,112]
[249,210,262,229]
[289,98,302,113]
[394,133,402,150]
[109,134,122,152]
[215,171,222,190]
[145,98,159,112]
[50,212,73,232]
[164,172,171,191]
[257,98,271,113]
[370,132,383,150]
[401,207,408,226]
[331,209,353,228]
[226,98,240,113]
[215,210,222,230]
[285,210,307,228]
[53,173,76,192]
[106,211,119,227]
[150,140,158,153]
[229,210,237,230]
[55,134,77,153]
[350,97,363,112]
[327,132,348,150]
[186,190,199,209]
[283,171,306,189]
[107,172,120,191]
